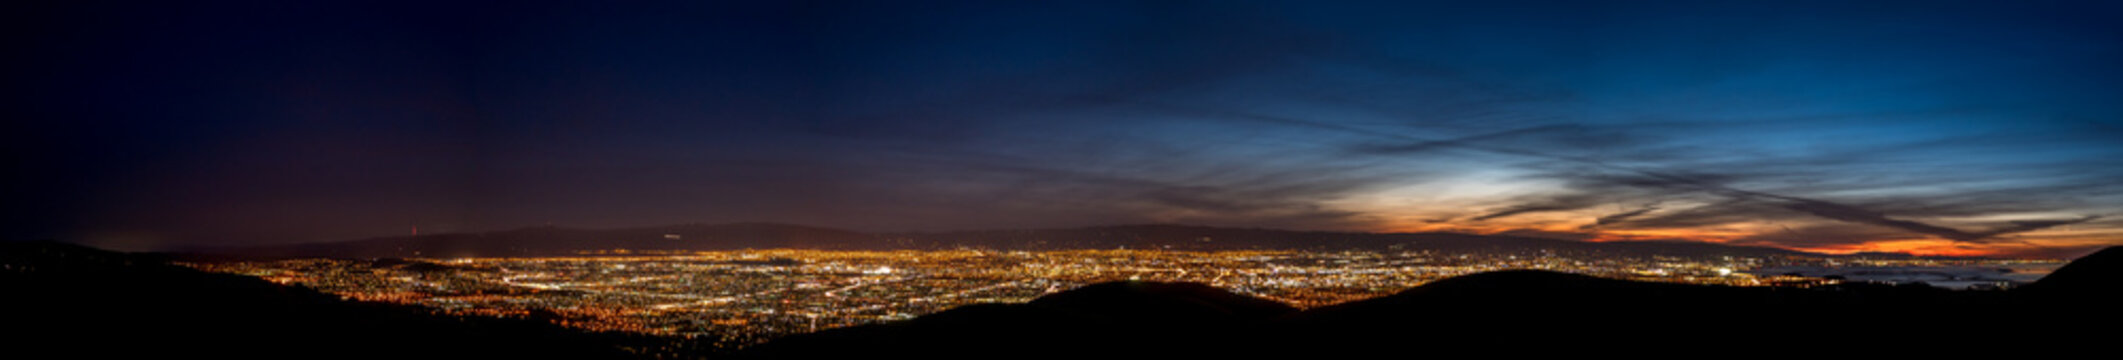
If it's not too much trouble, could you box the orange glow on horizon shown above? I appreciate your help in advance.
[1369,221,2030,257]
[1781,240,1998,257]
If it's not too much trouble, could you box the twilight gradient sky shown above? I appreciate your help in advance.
[7,1,2121,257]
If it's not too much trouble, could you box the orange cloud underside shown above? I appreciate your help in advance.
[1780,240,1994,257]
[1377,222,2027,257]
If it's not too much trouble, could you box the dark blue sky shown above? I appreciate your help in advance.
[8,1,2121,256]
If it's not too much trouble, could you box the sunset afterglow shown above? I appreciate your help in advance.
[10,1,2120,259]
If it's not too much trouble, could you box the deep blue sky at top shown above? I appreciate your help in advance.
[6,1,2120,255]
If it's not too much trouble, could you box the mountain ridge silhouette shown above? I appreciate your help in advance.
[9,241,2110,359]
[2,241,677,359]
[742,246,2121,359]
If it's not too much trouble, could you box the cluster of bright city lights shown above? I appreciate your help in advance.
[186,249,2058,351]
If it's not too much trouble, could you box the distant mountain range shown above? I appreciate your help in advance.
[209,222,1863,259]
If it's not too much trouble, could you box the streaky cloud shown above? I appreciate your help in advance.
[1252,107,2105,243]
[1580,203,1661,230]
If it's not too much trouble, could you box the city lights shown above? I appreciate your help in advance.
[185,249,2056,351]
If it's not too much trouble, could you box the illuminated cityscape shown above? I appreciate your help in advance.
[185,249,2059,351]
[11,1,2123,359]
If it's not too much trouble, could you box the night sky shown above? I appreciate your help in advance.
[8,1,2121,257]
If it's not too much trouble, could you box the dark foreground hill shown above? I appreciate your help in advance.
[14,240,2112,359]
[2012,245,2123,304]
[0,242,673,360]
[740,281,1300,359]
[744,246,2123,359]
